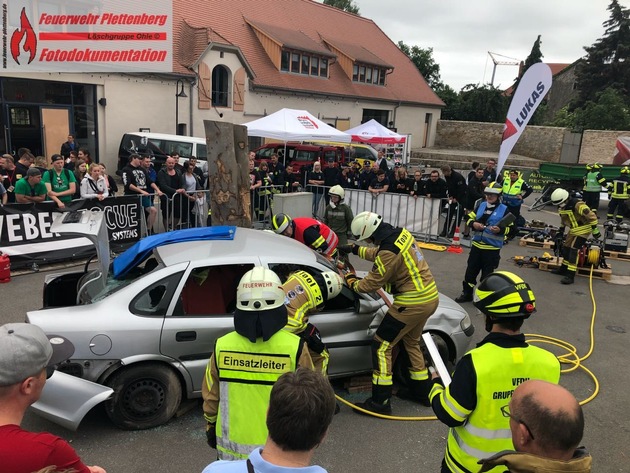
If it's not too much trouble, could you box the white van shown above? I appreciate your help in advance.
[117,132,207,171]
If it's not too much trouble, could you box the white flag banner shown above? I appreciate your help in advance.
[497,63,553,174]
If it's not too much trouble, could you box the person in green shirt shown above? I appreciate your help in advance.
[42,154,77,208]
[14,168,47,204]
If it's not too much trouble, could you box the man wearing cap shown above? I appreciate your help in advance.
[14,167,48,204]
[43,153,77,208]
[0,323,106,473]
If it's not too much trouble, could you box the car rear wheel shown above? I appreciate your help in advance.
[393,333,451,387]
[105,363,182,430]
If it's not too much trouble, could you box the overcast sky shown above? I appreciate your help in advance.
[351,0,623,91]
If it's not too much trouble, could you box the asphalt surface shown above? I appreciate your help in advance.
[2,198,629,472]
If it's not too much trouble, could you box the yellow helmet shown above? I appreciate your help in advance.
[621,166,630,175]
[473,271,536,319]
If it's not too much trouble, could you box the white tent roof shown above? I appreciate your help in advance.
[345,119,406,144]
[243,108,351,143]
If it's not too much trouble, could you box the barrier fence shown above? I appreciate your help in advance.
[1,185,443,268]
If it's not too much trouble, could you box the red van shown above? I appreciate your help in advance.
[253,143,344,177]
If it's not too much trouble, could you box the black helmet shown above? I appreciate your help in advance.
[272,213,292,234]
[473,271,536,319]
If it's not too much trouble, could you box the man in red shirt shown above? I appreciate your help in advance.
[0,323,107,473]
[271,213,339,258]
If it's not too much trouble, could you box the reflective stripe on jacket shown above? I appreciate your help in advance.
[293,217,339,256]
[608,178,629,200]
[559,200,598,237]
[355,228,438,306]
[502,178,524,206]
[210,330,302,460]
[282,271,323,333]
[442,343,560,473]
[471,202,508,249]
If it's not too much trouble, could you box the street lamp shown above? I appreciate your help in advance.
[175,79,187,135]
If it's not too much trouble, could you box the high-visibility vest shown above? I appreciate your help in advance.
[583,171,604,192]
[502,179,524,207]
[471,202,508,249]
[214,330,302,460]
[293,217,338,256]
[444,343,560,473]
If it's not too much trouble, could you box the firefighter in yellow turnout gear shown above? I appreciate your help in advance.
[202,267,313,460]
[339,211,439,414]
[550,188,601,285]
[430,272,561,473]
[606,166,629,223]
[281,269,344,373]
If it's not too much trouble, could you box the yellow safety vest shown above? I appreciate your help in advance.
[213,330,302,460]
[444,343,560,473]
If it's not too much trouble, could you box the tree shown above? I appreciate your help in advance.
[575,87,630,131]
[456,84,508,123]
[512,35,543,92]
[323,0,360,15]
[434,83,459,120]
[574,0,630,109]
[397,41,442,89]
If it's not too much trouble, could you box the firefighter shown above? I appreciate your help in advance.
[272,213,339,258]
[323,185,354,246]
[430,271,561,473]
[502,169,533,240]
[606,166,629,223]
[340,211,439,414]
[202,267,313,460]
[582,162,607,213]
[550,188,601,285]
[280,269,344,373]
[455,182,510,303]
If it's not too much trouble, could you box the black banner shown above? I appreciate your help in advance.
[0,196,143,269]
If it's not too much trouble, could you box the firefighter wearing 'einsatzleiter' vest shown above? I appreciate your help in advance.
[281,269,344,374]
[339,211,439,415]
[549,188,601,285]
[430,271,560,473]
[202,267,313,460]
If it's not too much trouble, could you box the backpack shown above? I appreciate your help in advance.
[48,168,72,184]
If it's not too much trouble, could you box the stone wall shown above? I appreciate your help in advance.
[579,130,630,164]
[435,120,566,162]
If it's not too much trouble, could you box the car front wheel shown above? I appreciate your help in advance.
[105,363,182,430]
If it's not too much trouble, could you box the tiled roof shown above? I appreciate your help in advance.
[246,20,335,58]
[173,0,443,106]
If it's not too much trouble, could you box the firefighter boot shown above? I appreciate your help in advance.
[396,379,432,407]
[561,270,576,285]
[455,281,474,303]
[551,264,568,275]
[353,384,392,415]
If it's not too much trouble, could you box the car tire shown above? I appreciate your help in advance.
[393,333,451,387]
[104,363,182,430]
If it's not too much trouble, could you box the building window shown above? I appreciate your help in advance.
[281,51,290,71]
[212,65,229,107]
[353,63,387,86]
[320,58,328,77]
[280,49,330,79]
[10,107,31,126]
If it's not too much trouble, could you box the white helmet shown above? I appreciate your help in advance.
[321,271,344,300]
[550,188,570,206]
[351,211,382,241]
[236,267,285,312]
[329,185,345,201]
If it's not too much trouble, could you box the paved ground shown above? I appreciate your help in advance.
[2,196,629,472]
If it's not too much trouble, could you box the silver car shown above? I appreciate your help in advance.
[27,210,474,430]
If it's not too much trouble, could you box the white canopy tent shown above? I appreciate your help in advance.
[344,119,406,144]
[243,108,351,143]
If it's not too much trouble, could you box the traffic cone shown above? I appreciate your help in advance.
[447,226,463,254]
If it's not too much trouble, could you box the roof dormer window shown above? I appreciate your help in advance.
[281,49,329,78]
[353,63,386,85]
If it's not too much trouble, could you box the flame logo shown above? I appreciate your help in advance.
[297,115,319,129]
[501,119,518,142]
[11,8,38,65]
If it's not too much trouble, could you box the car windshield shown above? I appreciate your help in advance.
[91,258,165,302]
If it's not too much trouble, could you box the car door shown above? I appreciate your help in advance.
[159,260,257,393]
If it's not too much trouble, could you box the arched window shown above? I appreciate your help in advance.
[211,65,229,107]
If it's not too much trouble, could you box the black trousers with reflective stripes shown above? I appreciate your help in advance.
[583,191,600,213]
[463,245,501,292]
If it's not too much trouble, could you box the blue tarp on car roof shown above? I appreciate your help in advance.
[112,226,237,279]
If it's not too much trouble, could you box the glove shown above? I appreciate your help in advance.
[337,244,357,255]
[592,229,601,240]
[206,423,217,449]
[344,273,360,289]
